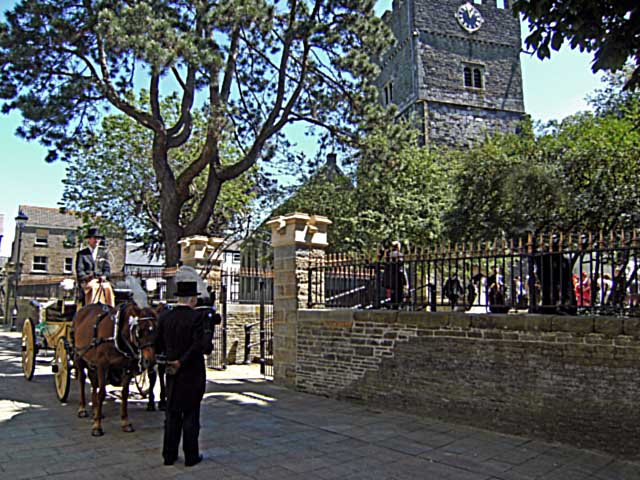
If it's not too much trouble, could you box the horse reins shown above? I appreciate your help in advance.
[75,304,155,370]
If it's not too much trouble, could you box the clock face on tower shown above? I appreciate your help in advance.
[456,3,484,33]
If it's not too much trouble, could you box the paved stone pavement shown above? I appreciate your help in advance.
[1,329,639,480]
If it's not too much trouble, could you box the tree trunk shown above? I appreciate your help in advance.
[151,133,184,268]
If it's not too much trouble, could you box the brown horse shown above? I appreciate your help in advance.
[73,302,157,436]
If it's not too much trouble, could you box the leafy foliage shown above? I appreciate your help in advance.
[0,0,393,265]
[512,0,640,90]
[443,124,566,242]
[61,94,260,257]
[348,128,453,251]
[273,121,454,253]
[444,88,640,241]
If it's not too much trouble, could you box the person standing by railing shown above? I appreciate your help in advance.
[383,241,407,309]
[576,271,591,307]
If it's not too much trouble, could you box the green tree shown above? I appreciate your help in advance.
[512,0,640,90]
[544,110,640,232]
[61,95,260,258]
[444,125,566,242]
[0,0,392,266]
[270,156,356,252]
[444,80,640,241]
[346,126,453,251]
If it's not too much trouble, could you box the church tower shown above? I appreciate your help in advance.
[377,0,525,146]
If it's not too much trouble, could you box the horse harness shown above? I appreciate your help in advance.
[75,302,155,370]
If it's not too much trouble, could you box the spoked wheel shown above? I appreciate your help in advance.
[53,337,71,402]
[21,318,36,381]
[134,370,150,398]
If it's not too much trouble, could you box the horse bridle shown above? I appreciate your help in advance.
[126,314,156,369]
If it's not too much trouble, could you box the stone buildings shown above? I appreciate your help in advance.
[376,0,526,145]
[9,205,125,284]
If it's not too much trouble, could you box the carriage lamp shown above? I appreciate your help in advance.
[11,210,29,332]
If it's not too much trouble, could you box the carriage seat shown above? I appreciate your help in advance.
[113,289,134,304]
[45,300,78,322]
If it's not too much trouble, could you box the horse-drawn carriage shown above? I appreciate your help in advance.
[20,291,76,402]
[19,269,219,436]
[19,281,154,404]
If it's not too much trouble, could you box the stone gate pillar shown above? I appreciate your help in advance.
[267,212,331,387]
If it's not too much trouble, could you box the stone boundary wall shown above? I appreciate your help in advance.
[295,309,640,459]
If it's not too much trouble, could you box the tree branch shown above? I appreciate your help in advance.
[220,27,241,105]
[79,37,162,131]
[167,64,196,147]
[150,67,162,123]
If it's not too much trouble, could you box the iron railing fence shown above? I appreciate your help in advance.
[308,231,640,316]
[220,267,273,304]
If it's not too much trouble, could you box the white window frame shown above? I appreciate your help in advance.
[32,256,48,272]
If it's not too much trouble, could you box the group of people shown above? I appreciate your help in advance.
[572,271,615,307]
[75,227,209,468]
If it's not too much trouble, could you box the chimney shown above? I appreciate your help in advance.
[326,153,337,169]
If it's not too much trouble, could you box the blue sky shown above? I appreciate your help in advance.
[0,0,606,256]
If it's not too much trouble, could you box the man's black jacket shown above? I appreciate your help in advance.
[156,305,205,412]
[75,246,111,282]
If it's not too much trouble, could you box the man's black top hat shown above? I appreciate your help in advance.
[176,281,199,297]
[85,227,104,239]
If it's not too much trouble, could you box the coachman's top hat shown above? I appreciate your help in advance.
[85,227,104,239]
[176,281,199,297]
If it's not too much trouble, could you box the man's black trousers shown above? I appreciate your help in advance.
[163,407,201,464]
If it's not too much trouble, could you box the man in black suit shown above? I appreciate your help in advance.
[156,281,206,467]
[75,227,114,306]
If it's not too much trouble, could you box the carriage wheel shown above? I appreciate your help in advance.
[21,318,36,381]
[53,337,71,403]
[134,370,150,398]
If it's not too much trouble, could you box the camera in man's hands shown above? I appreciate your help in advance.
[195,305,222,326]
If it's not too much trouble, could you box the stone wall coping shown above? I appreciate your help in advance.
[226,304,261,314]
[298,309,638,338]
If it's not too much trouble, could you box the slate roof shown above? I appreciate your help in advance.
[125,242,164,267]
[19,205,83,229]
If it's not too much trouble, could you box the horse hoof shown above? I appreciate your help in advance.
[122,424,135,433]
[146,403,156,412]
[158,401,167,411]
[78,410,88,418]
[91,428,104,437]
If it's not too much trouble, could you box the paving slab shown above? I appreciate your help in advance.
[1,330,639,479]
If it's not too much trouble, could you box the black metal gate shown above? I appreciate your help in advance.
[258,279,273,378]
[210,272,273,377]
[207,284,227,370]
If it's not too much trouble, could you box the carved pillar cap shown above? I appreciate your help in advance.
[267,212,332,249]
[178,235,224,266]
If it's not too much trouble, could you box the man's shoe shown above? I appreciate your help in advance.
[163,456,177,466]
[185,454,203,467]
